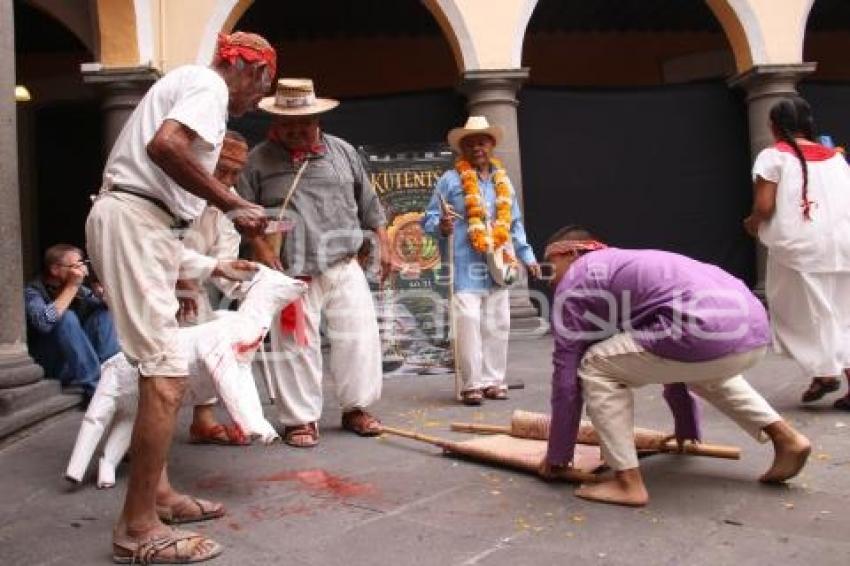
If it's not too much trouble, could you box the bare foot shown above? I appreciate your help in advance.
[574,468,649,507]
[760,420,811,483]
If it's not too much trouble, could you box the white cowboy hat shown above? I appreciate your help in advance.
[258,78,339,116]
[447,116,504,153]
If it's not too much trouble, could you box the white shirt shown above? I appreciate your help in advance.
[753,145,850,273]
[102,65,229,221]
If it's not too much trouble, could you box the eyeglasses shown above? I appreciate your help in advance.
[59,259,90,268]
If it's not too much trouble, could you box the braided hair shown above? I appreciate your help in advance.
[769,97,817,220]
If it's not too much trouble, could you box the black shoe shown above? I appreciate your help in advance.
[801,378,840,403]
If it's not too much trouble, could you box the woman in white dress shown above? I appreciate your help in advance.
[744,96,850,409]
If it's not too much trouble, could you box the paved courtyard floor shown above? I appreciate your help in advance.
[1,337,849,565]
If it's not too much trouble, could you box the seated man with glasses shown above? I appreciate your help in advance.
[25,243,119,402]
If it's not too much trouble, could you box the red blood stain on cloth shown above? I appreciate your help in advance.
[256,469,374,498]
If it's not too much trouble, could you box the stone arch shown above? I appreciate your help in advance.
[422,0,539,72]
[706,0,816,73]
[196,0,254,65]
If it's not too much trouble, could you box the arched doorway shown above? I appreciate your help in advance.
[519,0,754,284]
[14,0,102,278]
[227,0,464,148]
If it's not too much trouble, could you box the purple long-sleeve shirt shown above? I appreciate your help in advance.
[547,248,770,465]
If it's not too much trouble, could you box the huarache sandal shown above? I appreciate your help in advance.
[461,389,483,406]
[113,528,223,564]
[283,422,319,448]
[482,386,508,400]
[341,409,382,436]
[833,396,850,411]
[801,377,840,403]
[156,496,225,525]
[189,423,250,446]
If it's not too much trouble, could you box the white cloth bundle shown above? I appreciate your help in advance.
[65,266,307,487]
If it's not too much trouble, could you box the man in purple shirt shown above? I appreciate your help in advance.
[542,225,811,506]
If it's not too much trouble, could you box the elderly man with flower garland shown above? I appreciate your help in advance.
[422,116,541,405]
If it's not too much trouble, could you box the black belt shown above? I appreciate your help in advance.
[109,186,192,230]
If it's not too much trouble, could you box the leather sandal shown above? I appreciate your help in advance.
[341,409,382,436]
[833,396,850,411]
[189,423,250,446]
[801,377,840,403]
[482,386,508,400]
[283,422,319,448]
[157,495,225,525]
[461,389,483,406]
[113,528,223,564]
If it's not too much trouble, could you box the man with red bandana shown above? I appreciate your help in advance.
[86,32,276,563]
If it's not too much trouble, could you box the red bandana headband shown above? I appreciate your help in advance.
[544,239,607,261]
[216,32,277,80]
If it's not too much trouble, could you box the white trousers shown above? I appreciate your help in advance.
[268,259,382,426]
[453,289,510,391]
[86,192,188,377]
[766,257,850,376]
[579,332,780,471]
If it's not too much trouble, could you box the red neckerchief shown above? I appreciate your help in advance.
[775,142,836,162]
[266,127,327,165]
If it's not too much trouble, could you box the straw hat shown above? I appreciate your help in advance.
[258,78,339,116]
[447,116,504,153]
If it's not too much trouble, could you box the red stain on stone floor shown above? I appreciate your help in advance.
[196,473,231,491]
[228,522,242,531]
[256,469,374,498]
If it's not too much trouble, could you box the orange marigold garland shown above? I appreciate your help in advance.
[456,158,513,254]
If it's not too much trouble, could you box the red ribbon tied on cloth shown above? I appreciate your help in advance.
[216,32,277,81]
[280,299,308,348]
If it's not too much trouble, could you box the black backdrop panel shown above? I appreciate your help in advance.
[801,82,850,147]
[518,83,755,285]
[230,89,466,148]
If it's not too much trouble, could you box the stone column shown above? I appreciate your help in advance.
[0,1,78,438]
[83,68,158,155]
[461,68,548,337]
[728,63,816,295]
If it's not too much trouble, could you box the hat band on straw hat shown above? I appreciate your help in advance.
[276,92,318,109]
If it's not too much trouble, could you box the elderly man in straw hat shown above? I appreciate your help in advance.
[86,31,275,563]
[238,78,390,448]
[422,117,541,406]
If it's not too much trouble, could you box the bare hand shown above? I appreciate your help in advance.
[527,263,542,280]
[538,460,569,481]
[91,281,105,299]
[212,259,259,281]
[65,265,87,288]
[251,239,284,271]
[231,202,268,237]
[379,247,392,284]
[175,279,200,322]
[437,204,458,236]
[743,215,760,238]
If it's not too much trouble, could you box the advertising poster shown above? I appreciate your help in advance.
[360,144,456,376]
